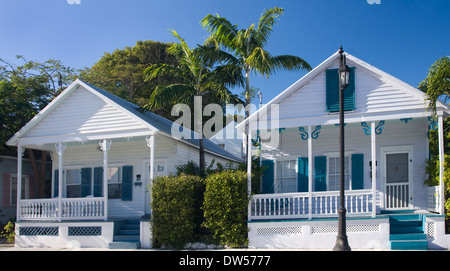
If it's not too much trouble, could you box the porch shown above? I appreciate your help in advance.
[245,117,446,221]
[14,135,157,222]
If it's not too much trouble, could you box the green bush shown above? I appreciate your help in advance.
[151,174,204,248]
[202,170,249,248]
[0,222,15,243]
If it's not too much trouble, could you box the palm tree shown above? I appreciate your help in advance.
[419,56,450,113]
[201,7,312,114]
[144,30,243,176]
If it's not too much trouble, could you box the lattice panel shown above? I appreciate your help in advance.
[68,226,102,236]
[256,226,302,235]
[19,227,59,236]
[426,222,435,239]
[311,225,338,234]
[311,224,380,234]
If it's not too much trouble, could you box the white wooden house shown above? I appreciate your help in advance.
[238,50,449,250]
[6,79,242,249]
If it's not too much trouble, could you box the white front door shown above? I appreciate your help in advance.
[381,146,413,210]
[144,160,167,215]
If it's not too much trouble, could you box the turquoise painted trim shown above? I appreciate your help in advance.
[297,157,308,192]
[248,216,388,223]
[122,165,133,201]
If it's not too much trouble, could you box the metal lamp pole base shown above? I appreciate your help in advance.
[333,207,351,251]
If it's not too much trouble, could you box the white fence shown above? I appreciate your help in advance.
[18,197,106,221]
[250,189,374,220]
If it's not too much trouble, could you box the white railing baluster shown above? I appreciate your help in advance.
[249,189,373,220]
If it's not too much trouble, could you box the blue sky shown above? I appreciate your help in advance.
[1,0,449,104]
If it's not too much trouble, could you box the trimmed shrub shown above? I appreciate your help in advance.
[202,170,249,248]
[151,174,204,248]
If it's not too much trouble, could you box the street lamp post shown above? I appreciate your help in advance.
[333,46,351,251]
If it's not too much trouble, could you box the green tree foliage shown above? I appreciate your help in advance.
[201,7,311,109]
[0,56,75,197]
[421,56,450,232]
[420,56,450,112]
[202,170,249,248]
[79,40,179,119]
[144,30,243,175]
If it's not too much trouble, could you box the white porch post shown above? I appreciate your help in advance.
[55,142,66,222]
[99,139,111,221]
[247,129,253,221]
[308,126,313,220]
[146,135,155,216]
[438,114,445,215]
[371,121,377,217]
[16,145,25,222]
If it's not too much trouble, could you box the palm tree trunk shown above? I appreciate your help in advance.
[244,67,251,159]
[199,137,206,177]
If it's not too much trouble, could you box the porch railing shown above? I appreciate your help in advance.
[18,197,106,221]
[250,189,374,220]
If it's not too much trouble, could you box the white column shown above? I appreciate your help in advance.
[55,142,66,222]
[16,145,25,222]
[247,129,253,221]
[308,126,313,220]
[146,135,155,216]
[371,121,377,217]
[99,139,111,221]
[438,115,445,215]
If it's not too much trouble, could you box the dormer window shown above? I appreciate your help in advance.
[326,67,356,112]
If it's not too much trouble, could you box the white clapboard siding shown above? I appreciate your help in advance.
[275,58,424,122]
[25,86,150,142]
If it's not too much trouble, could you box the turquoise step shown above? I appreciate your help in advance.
[390,233,427,241]
[109,241,140,249]
[109,219,141,249]
[383,209,428,250]
[390,226,424,234]
[381,209,415,215]
[390,240,428,250]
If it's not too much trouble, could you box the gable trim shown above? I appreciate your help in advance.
[237,50,449,133]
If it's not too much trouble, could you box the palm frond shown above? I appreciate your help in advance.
[271,55,312,73]
[143,63,179,82]
[256,7,284,48]
[146,83,195,110]
[201,14,239,51]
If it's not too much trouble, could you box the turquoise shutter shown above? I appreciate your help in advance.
[81,168,92,197]
[326,67,355,112]
[261,160,274,194]
[53,170,59,197]
[93,167,103,197]
[314,156,327,191]
[352,154,364,190]
[122,166,133,201]
[297,157,308,192]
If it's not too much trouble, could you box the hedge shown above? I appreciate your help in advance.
[151,174,204,248]
[202,170,249,248]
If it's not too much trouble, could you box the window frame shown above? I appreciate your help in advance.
[274,158,298,193]
[324,151,354,192]
[10,174,30,206]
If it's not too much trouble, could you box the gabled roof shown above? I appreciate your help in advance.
[237,50,449,131]
[7,79,243,162]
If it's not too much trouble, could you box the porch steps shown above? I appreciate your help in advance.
[109,220,140,249]
[381,210,428,251]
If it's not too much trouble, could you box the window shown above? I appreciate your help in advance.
[10,175,29,205]
[108,167,121,199]
[66,169,81,198]
[276,160,297,193]
[328,157,350,191]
